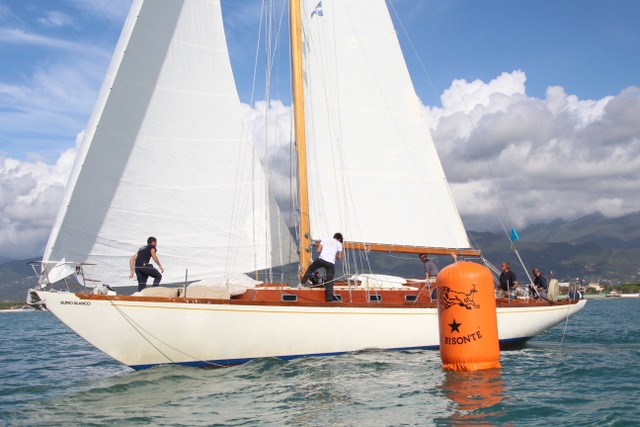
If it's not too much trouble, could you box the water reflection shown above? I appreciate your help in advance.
[439,368,508,425]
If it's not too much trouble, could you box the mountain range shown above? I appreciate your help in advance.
[1,212,639,302]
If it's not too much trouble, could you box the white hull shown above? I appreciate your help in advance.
[32,290,586,369]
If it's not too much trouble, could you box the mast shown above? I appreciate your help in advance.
[290,0,312,276]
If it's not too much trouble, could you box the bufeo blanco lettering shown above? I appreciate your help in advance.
[60,301,91,306]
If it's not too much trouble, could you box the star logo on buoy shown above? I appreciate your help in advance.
[448,319,462,333]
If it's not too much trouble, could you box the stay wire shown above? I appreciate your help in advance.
[104,295,228,368]
[389,1,522,260]
[559,305,572,346]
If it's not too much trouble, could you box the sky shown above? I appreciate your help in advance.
[1,0,639,259]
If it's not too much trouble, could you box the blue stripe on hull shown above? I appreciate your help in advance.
[129,337,533,370]
[129,344,442,370]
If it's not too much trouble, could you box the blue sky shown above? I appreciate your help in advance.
[1,0,639,259]
[2,0,639,161]
[403,0,640,103]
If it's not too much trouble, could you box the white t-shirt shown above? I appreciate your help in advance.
[319,237,343,264]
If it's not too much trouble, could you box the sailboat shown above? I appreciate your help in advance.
[27,0,585,369]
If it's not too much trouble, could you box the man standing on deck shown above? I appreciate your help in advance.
[300,232,343,302]
[419,254,439,300]
[498,261,518,297]
[129,236,164,292]
[419,254,439,280]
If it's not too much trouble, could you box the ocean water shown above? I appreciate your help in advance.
[1,299,638,426]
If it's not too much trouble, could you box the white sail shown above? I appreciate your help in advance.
[43,0,295,286]
[300,0,471,249]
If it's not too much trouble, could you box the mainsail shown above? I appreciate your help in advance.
[43,0,295,286]
[299,0,471,251]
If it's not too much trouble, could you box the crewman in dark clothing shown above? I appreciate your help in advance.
[532,267,548,299]
[129,236,164,292]
[498,261,518,297]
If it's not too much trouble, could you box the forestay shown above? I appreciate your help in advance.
[300,0,471,250]
[43,0,295,286]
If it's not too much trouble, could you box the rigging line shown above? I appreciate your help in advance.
[309,2,353,245]
[300,273,348,288]
[452,89,516,241]
[268,2,291,276]
[306,4,397,277]
[388,0,515,245]
[105,295,228,368]
[249,0,265,108]
[259,0,276,280]
[299,37,355,274]
[226,0,279,280]
[482,257,501,277]
[559,305,572,346]
[368,4,468,236]
[104,294,175,365]
[302,5,378,277]
[260,1,297,273]
[301,19,339,240]
[224,0,270,279]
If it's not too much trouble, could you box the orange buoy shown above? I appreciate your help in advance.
[437,261,501,371]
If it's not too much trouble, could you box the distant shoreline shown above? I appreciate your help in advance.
[584,293,640,299]
[0,302,34,311]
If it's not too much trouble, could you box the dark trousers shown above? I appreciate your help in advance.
[301,258,336,302]
[135,266,162,292]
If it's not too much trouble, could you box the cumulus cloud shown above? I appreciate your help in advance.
[0,149,75,259]
[242,100,296,225]
[243,72,640,235]
[427,71,640,231]
[1,71,639,259]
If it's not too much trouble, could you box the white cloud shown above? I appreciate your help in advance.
[427,72,640,231]
[0,27,84,50]
[242,100,296,224]
[1,71,639,259]
[65,0,131,22]
[37,11,74,29]
[0,149,75,259]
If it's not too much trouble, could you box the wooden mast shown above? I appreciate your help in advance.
[288,1,480,268]
[290,0,312,276]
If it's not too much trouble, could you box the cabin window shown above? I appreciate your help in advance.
[369,294,382,302]
[405,295,417,302]
[281,294,297,302]
[333,294,343,302]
